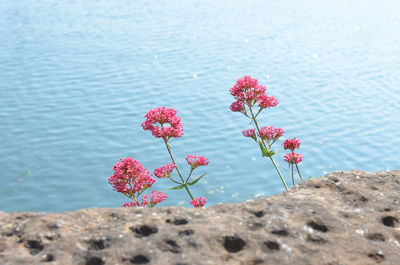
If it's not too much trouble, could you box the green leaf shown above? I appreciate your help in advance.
[258,141,267,157]
[258,141,275,157]
[264,149,276,157]
[169,184,185,190]
[187,174,207,186]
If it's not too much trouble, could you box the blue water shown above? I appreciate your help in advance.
[1,0,399,212]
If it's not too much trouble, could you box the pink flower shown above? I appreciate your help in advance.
[229,75,259,99]
[123,191,167,208]
[122,201,139,208]
[154,163,176,178]
[284,153,303,164]
[283,138,301,150]
[141,107,183,140]
[242,129,257,141]
[257,126,284,143]
[140,194,148,206]
[190,197,207,207]
[229,76,267,107]
[186,155,209,170]
[108,157,155,196]
[230,100,245,112]
[143,191,167,207]
[258,94,279,109]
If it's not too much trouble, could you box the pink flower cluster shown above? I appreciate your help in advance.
[121,191,167,208]
[141,107,183,140]
[242,129,256,140]
[122,201,139,208]
[154,163,176,178]
[109,157,166,208]
[108,157,155,195]
[141,191,167,207]
[190,197,207,207]
[230,100,245,112]
[283,138,301,151]
[258,93,279,108]
[258,126,284,143]
[230,75,304,188]
[283,138,303,165]
[284,153,303,164]
[186,155,209,170]
[229,75,278,112]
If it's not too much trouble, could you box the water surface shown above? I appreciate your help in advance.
[1,0,399,212]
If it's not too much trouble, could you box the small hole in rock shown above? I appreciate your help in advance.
[307,219,329,233]
[264,241,280,251]
[2,232,13,237]
[85,256,104,265]
[178,230,194,237]
[249,222,263,230]
[109,213,123,220]
[366,233,385,242]
[223,236,246,253]
[16,214,28,220]
[130,255,150,264]
[165,240,181,253]
[42,253,55,262]
[307,234,327,244]
[46,223,60,230]
[253,211,265,218]
[271,229,288,236]
[368,253,384,263]
[382,216,398,227]
[87,238,109,250]
[25,240,44,255]
[314,185,321,189]
[342,212,350,218]
[132,225,158,237]
[173,219,188,225]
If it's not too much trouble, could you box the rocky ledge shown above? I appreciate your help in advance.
[1,170,400,265]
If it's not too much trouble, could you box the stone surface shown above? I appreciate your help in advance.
[1,170,400,265]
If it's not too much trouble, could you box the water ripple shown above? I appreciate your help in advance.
[1,0,399,212]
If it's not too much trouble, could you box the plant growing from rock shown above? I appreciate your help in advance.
[229,76,304,189]
[142,107,208,207]
[109,107,208,208]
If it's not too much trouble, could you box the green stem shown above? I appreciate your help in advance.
[248,105,288,190]
[269,155,289,190]
[163,139,194,200]
[185,168,194,183]
[167,176,181,185]
[291,164,294,186]
[292,150,303,181]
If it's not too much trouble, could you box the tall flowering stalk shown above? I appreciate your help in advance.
[142,107,208,207]
[283,138,303,185]
[108,157,167,208]
[230,76,304,189]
